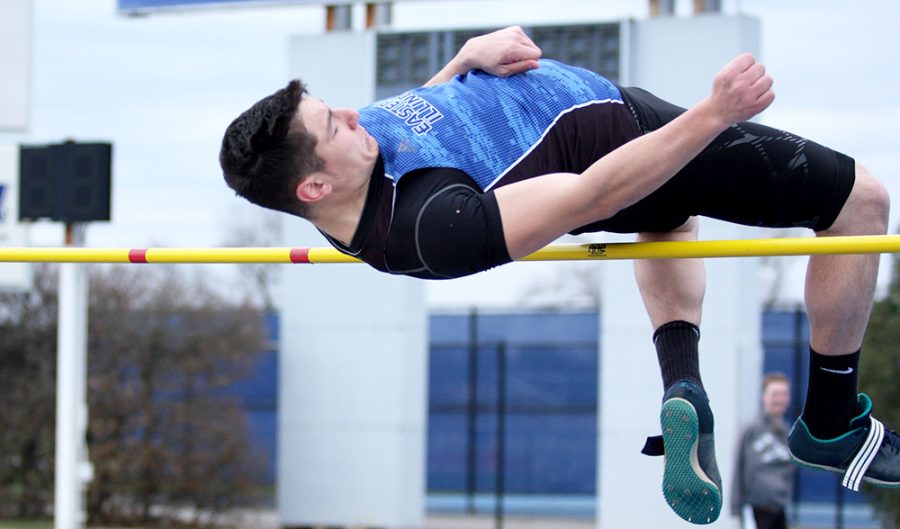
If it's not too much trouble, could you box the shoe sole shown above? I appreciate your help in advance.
[790,455,900,489]
[660,398,722,524]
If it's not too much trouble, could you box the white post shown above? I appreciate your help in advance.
[278,32,426,528]
[277,216,427,528]
[55,223,90,529]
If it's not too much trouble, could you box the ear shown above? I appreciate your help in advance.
[295,174,333,204]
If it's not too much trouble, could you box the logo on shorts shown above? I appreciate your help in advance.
[588,243,606,257]
[376,92,444,135]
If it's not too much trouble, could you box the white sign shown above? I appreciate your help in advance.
[0,0,31,131]
[0,145,31,291]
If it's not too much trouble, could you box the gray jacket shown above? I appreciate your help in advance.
[730,413,796,514]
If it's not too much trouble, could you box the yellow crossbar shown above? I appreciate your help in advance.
[0,235,898,264]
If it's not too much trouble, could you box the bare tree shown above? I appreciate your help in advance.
[513,233,602,309]
[86,265,268,527]
[0,263,268,527]
[519,229,812,310]
[0,265,57,518]
[758,228,807,309]
[860,252,900,527]
[222,206,283,311]
[518,262,602,309]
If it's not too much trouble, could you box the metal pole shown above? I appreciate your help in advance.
[55,223,89,529]
[835,478,845,529]
[791,305,805,420]
[466,308,478,514]
[73,226,93,521]
[791,305,804,527]
[494,341,506,529]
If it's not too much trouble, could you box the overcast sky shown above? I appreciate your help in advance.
[2,0,899,307]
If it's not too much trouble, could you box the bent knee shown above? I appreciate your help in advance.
[638,216,699,242]
[823,164,890,235]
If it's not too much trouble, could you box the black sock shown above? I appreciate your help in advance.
[653,320,702,390]
[801,347,861,439]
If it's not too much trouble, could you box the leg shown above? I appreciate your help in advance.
[806,164,889,354]
[800,164,889,437]
[636,218,722,524]
[751,507,770,529]
[775,509,788,529]
[789,164,900,490]
[752,507,786,529]
[635,216,705,329]
[636,217,706,389]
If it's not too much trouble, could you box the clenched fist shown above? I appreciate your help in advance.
[705,53,775,126]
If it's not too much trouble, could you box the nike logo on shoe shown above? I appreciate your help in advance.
[820,367,854,375]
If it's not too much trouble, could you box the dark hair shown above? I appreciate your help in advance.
[762,371,789,391]
[219,80,324,218]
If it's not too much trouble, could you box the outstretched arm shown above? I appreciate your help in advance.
[494,53,776,259]
[424,26,542,86]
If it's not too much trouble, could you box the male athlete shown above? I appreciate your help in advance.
[220,26,898,524]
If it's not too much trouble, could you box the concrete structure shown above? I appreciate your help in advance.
[598,15,762,529]
[278,31,427,529]
[0,0,31,131]
[0,0,32,291]
[0,145,31,291]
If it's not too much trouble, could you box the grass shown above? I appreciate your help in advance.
[0,523,135,529]
[0,521,52,529]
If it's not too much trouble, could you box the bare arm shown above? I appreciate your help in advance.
[424,26,542,86]
[495,54,776,259]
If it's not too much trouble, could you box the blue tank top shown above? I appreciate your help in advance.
[358,59,623,190]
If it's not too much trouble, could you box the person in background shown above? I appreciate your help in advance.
[732,372,796,529]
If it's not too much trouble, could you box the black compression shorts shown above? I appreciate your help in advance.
[573,87,856,234]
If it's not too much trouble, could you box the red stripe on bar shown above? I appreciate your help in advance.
[128,249,148,263]
[289,248,310,263]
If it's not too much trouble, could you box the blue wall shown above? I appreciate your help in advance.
[429,311,598,494]
[227,312,279,484]
[232,309,868,506]
[426,309,868,506]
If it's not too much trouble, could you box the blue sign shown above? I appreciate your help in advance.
[0,183,6,222]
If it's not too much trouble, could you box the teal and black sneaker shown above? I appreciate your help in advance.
[789,394,900,491]
[642,379,722,525]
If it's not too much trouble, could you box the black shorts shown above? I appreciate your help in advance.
[572,86,857,234]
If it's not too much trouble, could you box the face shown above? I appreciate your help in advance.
[296,98,379,183]
[761,379,790,418]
